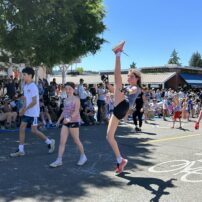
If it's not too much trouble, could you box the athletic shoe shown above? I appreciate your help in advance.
[77,155,87,166]
[115,158,128,174]
[49,159,63,168]
[195,122,199,130]
[48,139,55,153]
[132,127,138,133]
[112,41,125,54]
[10,149,25,157]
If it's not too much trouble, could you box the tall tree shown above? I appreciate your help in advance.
[168,49,181,66]
[130,62,137,69]
[189,51,202,67]
[75,67,84,74]
[0,0,106,68]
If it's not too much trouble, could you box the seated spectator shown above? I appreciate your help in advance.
[149,99,162,118]
[48,97,60,121]
[80,97,96,125]
[105,93,114,121]
[143,95,150,123]
[40,99,53,127]
[1,98,17,128]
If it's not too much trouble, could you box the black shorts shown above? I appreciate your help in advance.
[63,122,80,128]
[113,100,129,120]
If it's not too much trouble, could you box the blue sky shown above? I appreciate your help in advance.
[78,0,202,71]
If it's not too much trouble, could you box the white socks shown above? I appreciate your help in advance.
[57,157,62,162]
[117,156,122,164]
[45,138,52,145]
[116,52,121,57]
[19,144,24,152]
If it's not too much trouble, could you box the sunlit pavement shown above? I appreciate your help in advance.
[0,117,202,202]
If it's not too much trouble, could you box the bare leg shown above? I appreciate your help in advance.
[179,118,182,128]
[70,128,84,155]
[6,112,12,125]
[106,114,121,158]
[172,120,175,128]
[11,112,17,122]
[114,55,125,106]
[45,112,52,123]
[57,125,69,158]
[197,110,202,123]
[40,112,46,125]
[19,122,27,144]
[107,54,125,159]
[31,125,48,141]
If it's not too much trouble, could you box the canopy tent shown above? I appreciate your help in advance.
[180,73,202,87]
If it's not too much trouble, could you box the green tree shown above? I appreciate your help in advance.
[75,67,84,74]
[189,51,202,67]
[130,62,137,69]
[168,49,181,66]
[0,0,106,68]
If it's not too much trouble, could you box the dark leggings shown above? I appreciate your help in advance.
[133,110,143,127]
[97,100,105,122]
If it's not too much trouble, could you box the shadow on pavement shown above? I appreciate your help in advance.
[118,172,177,202]
[139,131,157,135]
[0,124,155,201]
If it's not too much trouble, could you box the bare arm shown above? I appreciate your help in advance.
[25,96,37,111]
[19,96,37,116]
[128,86,138,95]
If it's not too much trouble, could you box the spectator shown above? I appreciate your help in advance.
[81,97,96,125]
[96,83,107,124]
[78,78,87,108]
[5,76,16,99]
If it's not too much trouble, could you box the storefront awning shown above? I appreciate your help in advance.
[180,73,202,87]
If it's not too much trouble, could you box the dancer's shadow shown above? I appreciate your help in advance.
[118,172,176,202]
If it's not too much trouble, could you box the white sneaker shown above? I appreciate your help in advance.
[77,155,87,166]
[48,139,55,153]
[49,159,63,168]
[10,149,25,157]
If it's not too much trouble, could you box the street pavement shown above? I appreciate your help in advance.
[0,117,202,202]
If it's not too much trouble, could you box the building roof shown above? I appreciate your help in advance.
[141,65,202,72]
[50,72,176,85]
[141,72,176,84]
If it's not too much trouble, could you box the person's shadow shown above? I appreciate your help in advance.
[118,172,177,202]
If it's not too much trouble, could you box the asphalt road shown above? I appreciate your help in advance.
[0,117,202,202]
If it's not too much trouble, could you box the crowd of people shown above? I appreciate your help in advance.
[0,75,201,131]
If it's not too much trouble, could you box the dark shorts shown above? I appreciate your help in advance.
[63,122,80,128]
[21,115,38,126]
[113,99,129,120]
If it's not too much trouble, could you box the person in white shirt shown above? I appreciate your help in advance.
[97,83,107,123]
[10,67,55,157]
[78,78,87,108]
